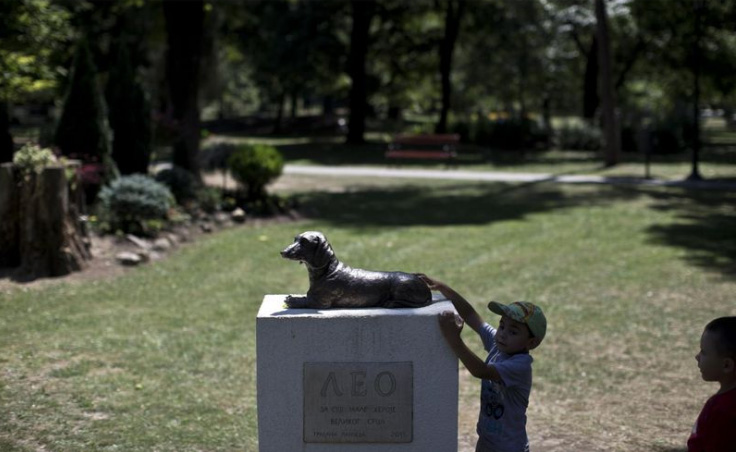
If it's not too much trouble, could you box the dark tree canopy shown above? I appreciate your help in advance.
[53,36,115,177]
[163,0,205,180]
[106,38,152,175]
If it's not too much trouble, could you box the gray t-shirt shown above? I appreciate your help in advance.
[476,322,533,452]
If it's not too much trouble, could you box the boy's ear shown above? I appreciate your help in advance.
[528,337,541,350]
[724,356,736,375]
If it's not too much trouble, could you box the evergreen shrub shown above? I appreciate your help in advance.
[200,141,238,172]
[556,124,602,151]
[451,115,549,151]
[53,37,115,180]
[227,144,283,200]
[196,187,222,214]
[155,166,199,205]
[98,174,173,234]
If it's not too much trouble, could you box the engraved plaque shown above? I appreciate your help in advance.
[303,362,413,443]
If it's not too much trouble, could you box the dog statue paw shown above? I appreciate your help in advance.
[280,231,431,309]
[283,295,309,309]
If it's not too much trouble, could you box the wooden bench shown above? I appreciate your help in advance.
[385,134,460,165]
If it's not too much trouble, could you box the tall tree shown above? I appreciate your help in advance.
[106,38,151,175]
[54,36,116,179]
[436,0,465,133]
[0,100,11,164]
[595,0,620,166]
[101,2,154,176]
[0,0,72,162]
[163,0,205,179]
[346,0,376,144]
[232,1,345,131]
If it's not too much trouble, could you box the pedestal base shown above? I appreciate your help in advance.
[256,294,458,452]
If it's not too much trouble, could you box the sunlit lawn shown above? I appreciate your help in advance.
[2,171,735,451]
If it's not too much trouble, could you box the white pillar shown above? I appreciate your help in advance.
[257,294,458,452]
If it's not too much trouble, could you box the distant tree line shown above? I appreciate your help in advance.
[1,0,735,179]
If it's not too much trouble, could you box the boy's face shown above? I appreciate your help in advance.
[496,315,539,354]
[696,330,734,382]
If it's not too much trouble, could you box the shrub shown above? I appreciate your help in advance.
[106,39,152,175]
[53,36,116,183]
[195,187,222,214]
[12,143,57,176]
[78,162,106,203]
[97,174,174,234]
[450,115,549,151]
[488,118,531,150]
[199,141,239,172]
[155,166,199,205]
[448,119,471,142]
[555,124,602,151]
[227,144,284,200]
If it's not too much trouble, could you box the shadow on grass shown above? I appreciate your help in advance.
[295,181,639,228]
[296,179,736,279]
[646,188,736,279]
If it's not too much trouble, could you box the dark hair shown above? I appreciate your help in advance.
[705,316,736,358]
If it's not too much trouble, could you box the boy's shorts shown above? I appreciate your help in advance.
[475,436,530,452]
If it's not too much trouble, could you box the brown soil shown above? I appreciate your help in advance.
[0,211,300,294]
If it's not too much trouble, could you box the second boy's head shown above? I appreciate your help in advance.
[697,316,736,384]
[488,301,546,353]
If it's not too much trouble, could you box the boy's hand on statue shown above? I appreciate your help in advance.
[438,311,463,337]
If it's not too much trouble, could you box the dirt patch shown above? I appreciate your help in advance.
[0,211,300,294]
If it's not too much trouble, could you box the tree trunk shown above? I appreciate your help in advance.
[346,0,376,145]
[0,164,19,266]
[273,90,286,134]
[163,0,205,181]
[436,0,464,134]
[290,92,298,119]
[583,35,599,121]
[0,101,13,164]
[595,0,620,166]
[322,96,335,117]
[1,162,91,280]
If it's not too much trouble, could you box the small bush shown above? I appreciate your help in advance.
[97,174,174,234]
[196,187,222,214]
[450,115,549,151]
[556,124,602,151]
[13,143,57,176]
[199,141,239,172]
[488,118,531,150]
[155,166,199,205]
[227,144,284,200]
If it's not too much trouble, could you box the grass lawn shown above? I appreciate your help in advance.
[2,172,736,451]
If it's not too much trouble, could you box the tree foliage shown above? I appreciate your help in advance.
[53,36,116,180]
[2,0,735,172]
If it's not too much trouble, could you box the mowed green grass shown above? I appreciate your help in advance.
[1,177,735,451]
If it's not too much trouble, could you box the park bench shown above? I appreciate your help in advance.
[385,133,460,166]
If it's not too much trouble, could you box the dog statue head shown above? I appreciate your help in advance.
[280,231,336,270]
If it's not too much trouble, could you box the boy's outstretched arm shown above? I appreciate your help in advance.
[416,274,484,333]
[439,312,502,382]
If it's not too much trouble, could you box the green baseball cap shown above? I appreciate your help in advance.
[488,301,547,343]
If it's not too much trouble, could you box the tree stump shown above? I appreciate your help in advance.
[0,162,91,280]
[0,164,20,267]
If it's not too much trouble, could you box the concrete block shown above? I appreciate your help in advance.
[257,294,458,452]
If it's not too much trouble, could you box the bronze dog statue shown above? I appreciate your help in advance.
[280,231,431,309]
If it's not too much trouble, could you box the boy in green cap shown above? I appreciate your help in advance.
[418,275,546,452]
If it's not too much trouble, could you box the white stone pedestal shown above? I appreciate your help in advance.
[257,294,458,452]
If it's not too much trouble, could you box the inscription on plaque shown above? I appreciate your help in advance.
[303,362,413,443]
